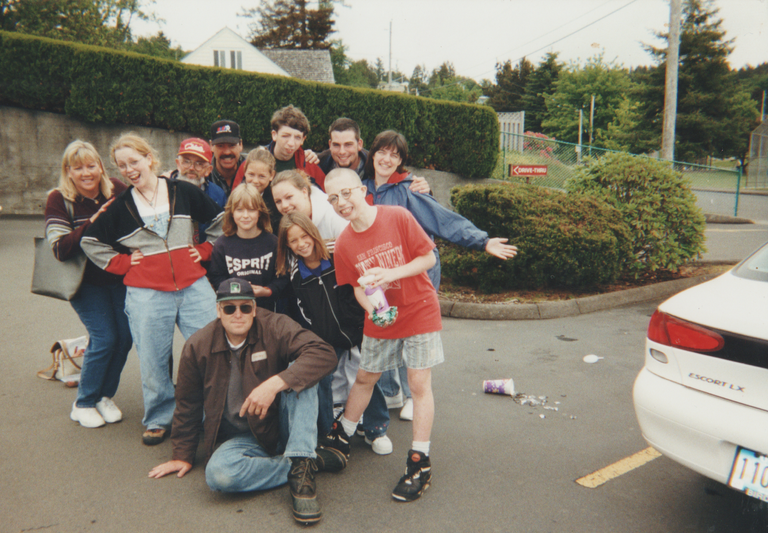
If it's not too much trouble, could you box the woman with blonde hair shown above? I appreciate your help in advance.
[81,132,225,445]
[209,182,287,311]
[44,140,133,428]
[270,170,348,243]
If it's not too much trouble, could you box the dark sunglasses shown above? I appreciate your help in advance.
[221,303,254,315]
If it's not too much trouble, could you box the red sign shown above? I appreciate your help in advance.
[510,165,548,177]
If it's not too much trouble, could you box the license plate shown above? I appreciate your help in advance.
[728,447,768,502]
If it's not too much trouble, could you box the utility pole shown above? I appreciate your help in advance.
[589,94,595,145]
[388,20,392,86]
[661,0,682,161]
[578,109,583,164]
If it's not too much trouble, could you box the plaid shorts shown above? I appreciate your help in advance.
[360,331,444,373]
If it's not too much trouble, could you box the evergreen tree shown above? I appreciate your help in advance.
[409,64,429,95]
[483,57,533,112]
[374,57,386,82]
[428,61,456,87]
[241,0,335,49]
[521,52,562,132]
[636,0,759,162]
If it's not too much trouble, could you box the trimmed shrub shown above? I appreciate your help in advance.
[0,31,498,178]
[565,152,706,274]
[440,183,632,292]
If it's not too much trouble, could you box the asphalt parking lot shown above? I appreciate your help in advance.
[4,216,768,532]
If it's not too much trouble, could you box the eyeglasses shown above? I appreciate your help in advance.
[220,303,254,315]
[327,186,364,206]
[178,157,209,171]
[116,156,147,172]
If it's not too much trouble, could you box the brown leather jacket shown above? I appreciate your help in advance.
[170,308,336,464]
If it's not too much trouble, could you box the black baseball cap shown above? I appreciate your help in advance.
[216,278,255,302]
[210,120,241,145]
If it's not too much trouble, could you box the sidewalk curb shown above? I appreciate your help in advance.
[704,213,754,224]
[439,273,721,320]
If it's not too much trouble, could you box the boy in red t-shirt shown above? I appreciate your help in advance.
[319,168,443,502]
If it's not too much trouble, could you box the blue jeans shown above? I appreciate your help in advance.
[206,384,319,493]
[124,277,216,430]
[317,348,389,440]
[379,364,412,400]
[69,282,132,408]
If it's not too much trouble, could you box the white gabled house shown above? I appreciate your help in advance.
[181,27,289,77]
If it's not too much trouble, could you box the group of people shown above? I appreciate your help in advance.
[44,105,518,524]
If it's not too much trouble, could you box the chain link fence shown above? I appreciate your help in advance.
[492,132,744,217]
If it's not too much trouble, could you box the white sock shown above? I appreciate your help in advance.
[340,415,358,437]
[412,441,430,456]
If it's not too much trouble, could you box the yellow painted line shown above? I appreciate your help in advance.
[576,447,662,488]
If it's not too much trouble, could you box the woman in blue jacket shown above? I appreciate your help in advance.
[363,130,518,419]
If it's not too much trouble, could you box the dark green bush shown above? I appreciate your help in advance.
[565,152,706,274]
[441,183,632,292]
[0,31,498,178]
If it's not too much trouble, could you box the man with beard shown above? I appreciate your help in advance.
[209,120,246,196]
[166,137,227,208]
[164,138,226,244]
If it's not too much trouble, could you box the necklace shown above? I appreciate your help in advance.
[136,177,160,222]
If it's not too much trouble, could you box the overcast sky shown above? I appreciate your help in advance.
[132,0,767,81]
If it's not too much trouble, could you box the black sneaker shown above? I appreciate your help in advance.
[315,446,347,473]
[392,450,432,502]
[318,420,350,459]
[287,457,321,524]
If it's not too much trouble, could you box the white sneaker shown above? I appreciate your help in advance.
[95,397,123,423]
[70,402,105,428]
[365,435,393,455]
[399,398,414,421]
[385,390,404,410]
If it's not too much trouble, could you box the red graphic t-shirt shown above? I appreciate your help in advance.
[334,205,442,339]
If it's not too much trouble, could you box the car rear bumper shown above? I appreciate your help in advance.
[633,367,768,485]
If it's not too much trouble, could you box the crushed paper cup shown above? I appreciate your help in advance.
[483,378,515,396]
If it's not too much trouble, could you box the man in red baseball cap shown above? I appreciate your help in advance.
[167,137,226,208]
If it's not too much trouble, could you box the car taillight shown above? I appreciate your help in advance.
[647,310,725,352]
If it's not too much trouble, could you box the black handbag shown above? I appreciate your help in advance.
[31,199,87,301]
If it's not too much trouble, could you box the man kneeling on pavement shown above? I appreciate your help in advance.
[149,277,345,524]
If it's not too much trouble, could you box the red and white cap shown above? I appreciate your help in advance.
[177,138,213,163]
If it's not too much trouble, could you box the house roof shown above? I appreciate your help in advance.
[259,49,335,84]
[181,27,289,77]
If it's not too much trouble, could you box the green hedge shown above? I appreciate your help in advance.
[440,183,632,292]
[0,31,498,178]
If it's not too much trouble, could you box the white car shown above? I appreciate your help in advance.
[633,246,768,503]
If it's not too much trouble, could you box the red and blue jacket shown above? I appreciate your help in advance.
[82,178,224,292]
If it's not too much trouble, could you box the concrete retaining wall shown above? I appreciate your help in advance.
[0,105,486,215]
[0,105,198,215]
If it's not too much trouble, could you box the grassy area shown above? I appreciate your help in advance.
[682,169,742,191]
